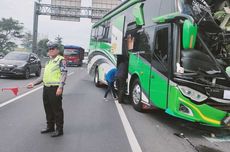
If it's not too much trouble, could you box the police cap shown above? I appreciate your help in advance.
[47,41,59,50]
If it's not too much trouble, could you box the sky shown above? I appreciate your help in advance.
[0,0,93,50]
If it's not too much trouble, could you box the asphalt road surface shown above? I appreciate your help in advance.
[0,66,229,152]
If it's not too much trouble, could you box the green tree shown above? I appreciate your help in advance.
[38,38,49,57]
[21,31,33,51]
[0,18,24,54]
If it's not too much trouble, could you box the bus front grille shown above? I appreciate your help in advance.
[206,100,230,113]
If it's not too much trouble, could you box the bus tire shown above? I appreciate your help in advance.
[94,68,101,87]
[131,79,144,112]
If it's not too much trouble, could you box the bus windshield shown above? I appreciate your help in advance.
[64,49,80,56]
[178,0,230,78]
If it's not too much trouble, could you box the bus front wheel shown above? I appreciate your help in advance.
[94,68,101,87]
[131,79,144,112]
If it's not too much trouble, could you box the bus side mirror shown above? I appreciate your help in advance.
[182,20,198,49]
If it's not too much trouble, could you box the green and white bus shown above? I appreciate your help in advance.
[88,0,230,127]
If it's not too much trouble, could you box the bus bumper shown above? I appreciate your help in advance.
[167,86,230,128]
[222,115,230,127]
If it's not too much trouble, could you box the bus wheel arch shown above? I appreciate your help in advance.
[129,74,138,93]
[130,76,144,112]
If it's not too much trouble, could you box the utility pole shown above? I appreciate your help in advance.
[32,2,39,54]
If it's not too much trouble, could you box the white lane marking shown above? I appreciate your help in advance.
[0,72,75,108]
[114,100,142,152]
[68,72,74,76]
[0,86,43,108]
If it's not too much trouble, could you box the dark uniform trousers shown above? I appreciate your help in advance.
[116,77,126,103]
[104,81,116,98]
[43,86,64,131]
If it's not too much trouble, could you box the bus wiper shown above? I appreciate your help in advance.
[184,68,220,77]
[195,67,221,75]
[205,70,221,75]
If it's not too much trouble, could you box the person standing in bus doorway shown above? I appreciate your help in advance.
[27,41,68,137]
[116,34,135,103]
[104,68,117,101]
[116,56,128,104]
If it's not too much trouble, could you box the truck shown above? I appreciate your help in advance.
[64,45,84,67]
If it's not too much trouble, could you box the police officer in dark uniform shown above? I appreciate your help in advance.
[27,41,67,137]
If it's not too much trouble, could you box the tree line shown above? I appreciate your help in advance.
[0,17,64,56]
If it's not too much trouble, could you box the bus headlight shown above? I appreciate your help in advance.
[178,86,208,102]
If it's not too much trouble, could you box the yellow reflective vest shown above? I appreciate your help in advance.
[43,55,64,87]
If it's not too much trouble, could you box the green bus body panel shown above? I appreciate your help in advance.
[129,53,228,127]
[149,68,168,109]
[112,15,125,30]
[98,42,116,64]
[129,53,151,96]
[93,0,141,28]
[89,39,97,51]
[89,40,116,65]
[182,20,198,49]
[111,15,125,55]
[129,53,168,109]
[132,3,145,26]
[167,86,228,127]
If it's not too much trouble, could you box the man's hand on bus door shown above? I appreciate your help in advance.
[127,34,135,51]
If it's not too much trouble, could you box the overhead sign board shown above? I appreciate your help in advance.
[92,0,121,9]
[51,0,81,22]
[91,0,121,22]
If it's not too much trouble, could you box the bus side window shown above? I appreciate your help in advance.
[91,28,97,40]
[97,25,104,40]
[135,30,151,52]
[103,21,111,43]
[153,26,169,66]
[134,27,155,63]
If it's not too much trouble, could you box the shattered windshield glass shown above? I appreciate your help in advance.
[180,0,230,78]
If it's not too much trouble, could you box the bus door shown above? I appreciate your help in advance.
[132,27,155,104]
[150,24,171,109]
[111,15,125,55]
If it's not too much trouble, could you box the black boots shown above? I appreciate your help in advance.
[40,128,55,134]
[41,127,63,137]
[51,130,63,137]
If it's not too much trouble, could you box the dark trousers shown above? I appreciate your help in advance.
[104,81,116,98]
[116,77,126,103]
[43,86,64,131]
